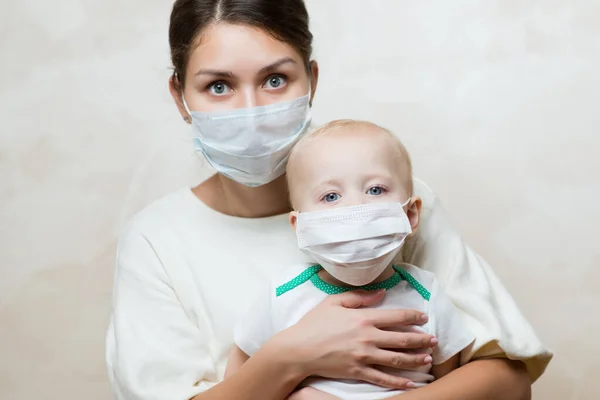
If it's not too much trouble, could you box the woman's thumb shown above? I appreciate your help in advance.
[335,289,386,309]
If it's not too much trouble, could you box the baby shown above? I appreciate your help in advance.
[226,120,474,399]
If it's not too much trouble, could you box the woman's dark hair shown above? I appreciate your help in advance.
[169,0,313,90]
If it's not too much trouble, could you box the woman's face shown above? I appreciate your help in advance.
[172,23,317,116]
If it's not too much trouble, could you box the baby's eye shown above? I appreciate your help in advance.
[367,186,386,196]
[323,193,340,202]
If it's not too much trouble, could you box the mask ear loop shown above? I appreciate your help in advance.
[401,197,412,207]
[173,72,192,122]
[182,94,192,116]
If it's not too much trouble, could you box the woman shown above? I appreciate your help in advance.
[106,1,552,399]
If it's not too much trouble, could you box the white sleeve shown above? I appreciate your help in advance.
[106,227,214,400]
[428,277,475,365]
[406,178,553,380]
[233,282,275,357]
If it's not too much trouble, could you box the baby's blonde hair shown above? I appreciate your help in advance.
[287,119,413,205]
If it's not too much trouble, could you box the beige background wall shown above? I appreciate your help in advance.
[1,0,598,398]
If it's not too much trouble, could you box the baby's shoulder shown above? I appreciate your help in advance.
[394,262,438,292]
[270,262,319,288]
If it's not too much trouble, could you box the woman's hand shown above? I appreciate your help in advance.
[269,289,437,390]
[286,387,340,400]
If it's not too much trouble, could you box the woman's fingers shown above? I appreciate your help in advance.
[365,348,433,369]
[360,308,428,328]
[328,292,427,329]
[372,329,438,349]
[292,293,436,385]
[356,367,416,390]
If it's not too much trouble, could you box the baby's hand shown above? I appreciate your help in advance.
[286,387,340,400]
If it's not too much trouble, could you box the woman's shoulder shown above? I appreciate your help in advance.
[114,188,225,279]
[112,190,197,279]
[413,177,438,211]
[394,262,436,286]
[117,187,222,253]
[121,188,196,236]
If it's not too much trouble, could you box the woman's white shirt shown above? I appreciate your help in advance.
[105,178,552,400]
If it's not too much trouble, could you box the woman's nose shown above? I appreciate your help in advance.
[238,87,257,109]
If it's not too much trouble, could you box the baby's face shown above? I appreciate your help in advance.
[290,129,410,212]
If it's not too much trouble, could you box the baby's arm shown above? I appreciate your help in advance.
[224,345,250,378]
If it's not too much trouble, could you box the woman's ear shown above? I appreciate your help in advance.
[169,75,191,124]
[289,211,298,231]
[406,197,422,233]
[308,60,319,106]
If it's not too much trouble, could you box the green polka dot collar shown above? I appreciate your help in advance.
[276,265,430,300]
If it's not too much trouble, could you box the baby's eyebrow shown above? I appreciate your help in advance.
[309,180,340,196]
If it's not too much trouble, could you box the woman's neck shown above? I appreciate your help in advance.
[192,173,292,218]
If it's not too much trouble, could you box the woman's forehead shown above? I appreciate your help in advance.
[187,23,304,76]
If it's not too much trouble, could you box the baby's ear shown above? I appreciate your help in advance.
[289,211,298,231]
[406,197,422,233]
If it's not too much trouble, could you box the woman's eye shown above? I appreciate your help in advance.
[264,75,287,89]
[208,81,231,96]
[323,193,340,202]
[367,186,385,196]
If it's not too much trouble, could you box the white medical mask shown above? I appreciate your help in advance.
[183,91,311,187]
[295,201,412,286]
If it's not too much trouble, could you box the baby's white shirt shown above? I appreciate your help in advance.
[234,263,475,399]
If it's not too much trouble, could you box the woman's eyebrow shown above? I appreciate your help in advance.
[195,69,234,78]
[195,57,297,78]
[258,57,297,74]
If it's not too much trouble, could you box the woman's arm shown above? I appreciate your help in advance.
[109,228,314,400]
[389,359,531,400]
[286,387,341,400]
[192,341,306,400]
[107,227,438,400]
[406,179,552,381]
[430,353,460,380]
[108,229,308,400]
[224,346,250,378]
[222,352,529,400]
[195,290,437,400]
